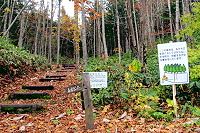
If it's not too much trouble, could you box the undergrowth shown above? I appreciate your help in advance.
[0,37,50,77]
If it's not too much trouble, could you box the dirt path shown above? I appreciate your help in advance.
[0,66,199,133]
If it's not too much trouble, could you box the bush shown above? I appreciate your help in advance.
[0,36,50,76]
[85,53,162,107]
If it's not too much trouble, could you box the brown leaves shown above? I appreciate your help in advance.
[0,66,200,132]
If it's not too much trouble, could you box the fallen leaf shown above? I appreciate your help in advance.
[195,128,200,133]
[12,125,18,129]
[55,112,66,119]
[108,123,114,127]
[74,114,83,120]
[19,126,26,131]
[101,104,110,114]
[11,116,24,121]
[26,122,34,126]
[103,118,110,123]
[118,111,127,120]
[165,124,174,130]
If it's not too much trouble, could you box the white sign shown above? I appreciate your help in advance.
[157,42,189,85]
[86,72,107,88]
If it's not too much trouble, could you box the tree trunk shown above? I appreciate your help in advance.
[124,11,130,54]
[175,0,180,42]
[34,11,41,55]
[132,0,139,47]
[3,0,31,37]
[3,0,10,36]
[81,1,88,68]
[56,0,61,67]
[125,0,137,55]
[7,0,15,38]
[168,0,174,41]
[93,19,96,58]
[115,0,121,63]
[96,1,101,57]
[101,0,108,59]
[74,2,80,65]
[48,0,53,64]
[18,12,26,47]
[41,0,46,56]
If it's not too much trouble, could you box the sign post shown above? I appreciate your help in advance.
[158,42,189,117]
[82,72,94,130]
[66,72,108,129]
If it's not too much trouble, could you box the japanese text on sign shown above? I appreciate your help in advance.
[159,47,187,62]
[85,72,108,88]
[157,42,189,85]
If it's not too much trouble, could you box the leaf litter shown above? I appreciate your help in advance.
[0,65,199,132]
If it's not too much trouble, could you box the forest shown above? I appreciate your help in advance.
[0,0,200,132]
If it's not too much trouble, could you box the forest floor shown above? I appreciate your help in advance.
[0,65,199,133]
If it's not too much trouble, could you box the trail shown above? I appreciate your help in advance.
[0,65,199,133]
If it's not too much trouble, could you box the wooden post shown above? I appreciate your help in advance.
[82,73,95,130]
[169,41,178,117]
[81,91,85,110]
[172,84,178,117]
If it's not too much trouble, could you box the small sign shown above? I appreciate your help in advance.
[157,42,189,85]
[65,83,83,94]
[85,72,108,88]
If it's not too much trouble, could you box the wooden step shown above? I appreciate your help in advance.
[0,103,42,113]
[8,92,50,100]
[62,64,76,68]
[39,78,64,82]
[56,70,72,72]
[61,67,76,69]
[46,75,66,78]
[22,85,54,90]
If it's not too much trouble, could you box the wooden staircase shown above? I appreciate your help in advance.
[0,64,76,113]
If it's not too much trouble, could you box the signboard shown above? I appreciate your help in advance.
[65,83,83,94]
[157,42,189,85]
[85,72,108,88]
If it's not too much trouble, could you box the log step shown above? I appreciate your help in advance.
[61,67,76,69]
[39,78,64,82]
[56,70,72,72]
[46,75,66,78]
[22,85,54,90]
[62,64,76,68]
[0,103,42,113]
[8,92,51,100]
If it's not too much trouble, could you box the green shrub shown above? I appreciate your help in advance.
[0,36,50,76]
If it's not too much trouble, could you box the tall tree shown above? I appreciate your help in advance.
[18,11,26,47]
[74,2,80,65]
[57,0,62,67]
[101,0,108,59]
[115,0,121,63]
[96,0,101,57]
[34,10,41,55]
[125,0,137,53]
[175,0,180,42]
[81,0,88,68]
[167,0,174,41]
[48,0,54,63]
